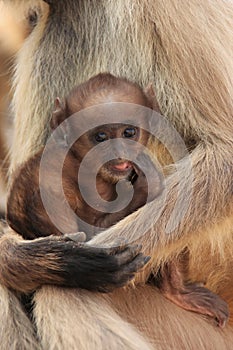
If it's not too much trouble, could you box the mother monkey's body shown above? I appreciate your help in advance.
[1,0,233,349]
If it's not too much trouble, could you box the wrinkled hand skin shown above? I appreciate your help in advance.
[59,239,150,292]
[0,232,150,293]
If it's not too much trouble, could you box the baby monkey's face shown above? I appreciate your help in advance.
[74,122,149,184]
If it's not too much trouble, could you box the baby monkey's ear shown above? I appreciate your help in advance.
[50,97,67,130]
[144,84,161,112]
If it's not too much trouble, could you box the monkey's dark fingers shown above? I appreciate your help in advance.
[112,245,144,265]
[93,245,150,276]
[94,254,151,292]
[118,253,151,274]
[59,243,150,292]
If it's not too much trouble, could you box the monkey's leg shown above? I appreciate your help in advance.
[0,285,41,350]
[33,286,153,350]
[156,261,229,328]
[34,284,233,350]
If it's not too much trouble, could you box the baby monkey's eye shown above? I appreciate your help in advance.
[95,132,108,143]
[123,127,138,138]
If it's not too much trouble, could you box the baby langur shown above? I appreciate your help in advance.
[8,73,162,239]
[7,74,228,325]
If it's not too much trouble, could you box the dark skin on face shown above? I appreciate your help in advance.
[6,74,228,326]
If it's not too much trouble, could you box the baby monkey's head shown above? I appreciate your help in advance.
[51,73,158,184]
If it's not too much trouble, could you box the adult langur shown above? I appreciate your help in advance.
[1,1,233,349]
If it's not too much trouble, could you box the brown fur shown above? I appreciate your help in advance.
[7,73,161,238]
[1,0,233,348]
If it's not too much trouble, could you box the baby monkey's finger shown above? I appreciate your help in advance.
[64,232,87,242]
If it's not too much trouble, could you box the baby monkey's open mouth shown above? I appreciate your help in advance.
[100,159,137,184]
[109,160,133,172]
